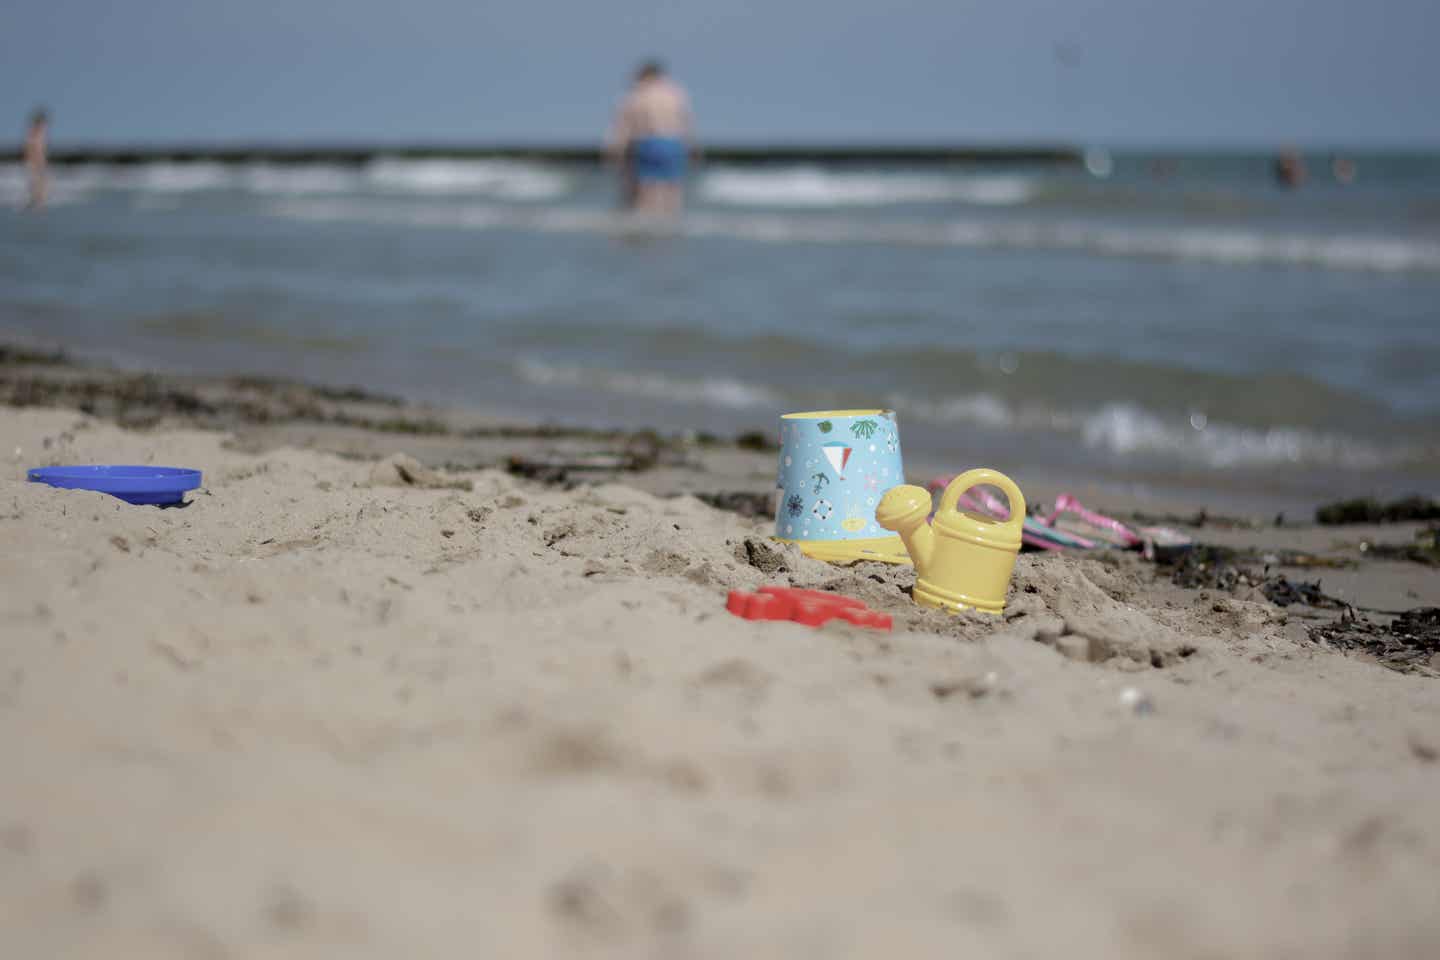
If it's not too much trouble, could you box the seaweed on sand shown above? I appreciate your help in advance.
[1308,608,1440,676]
[1316,496,1440,525]
[1162,544,1354,606]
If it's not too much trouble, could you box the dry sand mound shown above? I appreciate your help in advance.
[2,407,1438,959]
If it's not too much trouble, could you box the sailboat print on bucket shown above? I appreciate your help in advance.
[821,441,852,479]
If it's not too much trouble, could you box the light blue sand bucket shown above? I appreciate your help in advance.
[774,409,910,565]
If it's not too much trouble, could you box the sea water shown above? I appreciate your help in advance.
[2,151,1437,509]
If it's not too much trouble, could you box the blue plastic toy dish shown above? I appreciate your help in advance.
[27,465,202,506]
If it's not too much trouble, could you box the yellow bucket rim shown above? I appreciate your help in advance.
[781,409,890,420]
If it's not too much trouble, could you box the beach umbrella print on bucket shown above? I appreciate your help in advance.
[822,441,852,478]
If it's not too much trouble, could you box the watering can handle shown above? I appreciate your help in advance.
[938,469,1027,534]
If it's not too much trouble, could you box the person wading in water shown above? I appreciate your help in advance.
[606,61,696,215]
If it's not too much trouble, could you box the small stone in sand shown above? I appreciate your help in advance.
[1118,686,1154,714]
[1409,733,1438,764]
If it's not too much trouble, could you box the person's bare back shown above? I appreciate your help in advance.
[606,62,695,215]
[613,75,691,142]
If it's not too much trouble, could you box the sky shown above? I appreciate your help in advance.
[2,0,1436,148]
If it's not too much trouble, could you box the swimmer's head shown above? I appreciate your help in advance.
[635,59,665,82]
[30,107,49,128]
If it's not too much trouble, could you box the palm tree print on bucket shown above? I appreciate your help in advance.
[850,419,879,439]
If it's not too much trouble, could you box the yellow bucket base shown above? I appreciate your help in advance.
[775,535,913,566]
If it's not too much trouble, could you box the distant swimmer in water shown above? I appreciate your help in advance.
[1330,154,1357,185]
[24,108,49,210]
[1273,149,1307,189]
[606,60,696,215]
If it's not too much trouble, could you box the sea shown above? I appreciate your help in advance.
[2,150,1438,512]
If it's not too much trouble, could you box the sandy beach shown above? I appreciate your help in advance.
[2,355,1438,958]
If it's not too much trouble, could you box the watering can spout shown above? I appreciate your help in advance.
[875,484,937,569]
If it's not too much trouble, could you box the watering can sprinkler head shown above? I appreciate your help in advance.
[875,484,936,567]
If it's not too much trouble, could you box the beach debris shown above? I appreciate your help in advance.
[725,586,892,631]
[368,453,473,491]
[1316,495,1440,525]
[1260,576,1347,609]
[1127,507,1254,530]
[1163,545,1249,591]
[505,434,672,485]
[735,537,795,574]
[734,430,776,452]
[1308,607,1440,675]
[1118,686,1154,714]
[1163,544,1354,607]
[507,451,647,485]
[1356,525,1440,567]
[0,343,69,366]
[691,491,774,519]
[931,671,1001,701]
[3,343,757,458]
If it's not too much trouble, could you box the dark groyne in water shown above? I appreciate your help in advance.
[12,142,1083,168]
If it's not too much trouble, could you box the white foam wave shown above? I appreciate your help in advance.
[262,194,1440,275]
[119,161,236,192]
[895,392,1413,468]
[364,158,570,200]
[273,198,510,229]
[1023,223,1440,273]
[0,163,31,206]
[515,359,780,411]
[1,158,570,202]
[698,214,1440,273]
[897,392,1016,430]
[271,198,666,237]
[699,166,1039,208]
[0,162,102,207]
[240,163,358,195]
[1074,403,1416,468]
[507,358,1417,469]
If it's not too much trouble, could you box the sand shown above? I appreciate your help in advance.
[2,403,1438,959]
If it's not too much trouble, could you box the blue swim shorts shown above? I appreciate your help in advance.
[630,137,688,183]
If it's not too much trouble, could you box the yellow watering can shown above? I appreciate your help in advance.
[875,468,1025,616]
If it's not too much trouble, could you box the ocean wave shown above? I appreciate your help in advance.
[262,196,1440,274]
[509,353,1421,469]
[699,166,1039,207]
[119,161,236,192]
[0,162,102,207]
[240,163,358,195]
[0,158,572,201]
[697,213,1440,273]
[272,198,510,229]
[515,359,780,411]
[1012,223,1440,273]
[896,393,1417,469]
[1076,403,1371,468]
[364,158,571,200]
